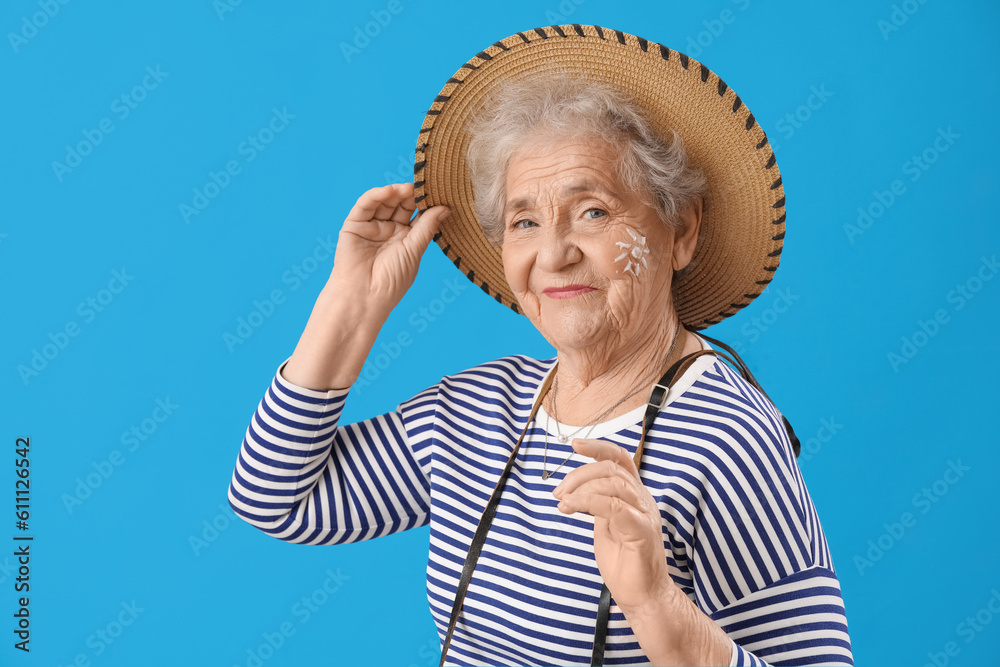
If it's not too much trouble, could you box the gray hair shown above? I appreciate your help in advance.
[465,70,710,247]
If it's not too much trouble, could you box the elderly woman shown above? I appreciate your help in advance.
[228,26,852,667]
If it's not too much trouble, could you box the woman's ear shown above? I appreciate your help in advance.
[671,197,703,272]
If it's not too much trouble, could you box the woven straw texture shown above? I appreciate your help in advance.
[413,24,785,330]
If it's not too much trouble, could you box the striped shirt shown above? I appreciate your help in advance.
[228,337,853,666]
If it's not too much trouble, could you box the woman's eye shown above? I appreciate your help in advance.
[584,208,607,219]
[512,219,536,229]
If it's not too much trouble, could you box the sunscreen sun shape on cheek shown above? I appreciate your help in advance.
[613,227,650,276]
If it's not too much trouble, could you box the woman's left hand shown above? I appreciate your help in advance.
[553,437,675,615]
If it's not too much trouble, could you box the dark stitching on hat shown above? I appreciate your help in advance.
[414,194,426,203]
[771,231,785,241]
[770,177,782,190]
[493,40,510,51]
[552,25,567,38]
[659,44,670,60]
[638,36,648,51]
[718,80,727,97]
[716,311,730,318]
[476,50,493,61]
[743,293,761,299]
[772,196,785,208]
[414,180,425,189]
[614,29,626,44]
[765,153,776,169]
[446,77,462,84]
[772,213,786,224]
[703,318,723,326]
[441,244,451,254]
[700,65,709,82]
[427,109,441,116]
[416,144,428,154]
[534,27,548,39]
[433,232,443,241]
[745,113,755,131]
[516,32,530,43]
[594,25,605,39]
[466,269,475,280]
[453,256,462,269]
[419,126,432,134]
[730,303,749,310]
[434,95,450,103]
[413,160,426,174]
[510,302,519,314]
[764,266,778,272]
[755,136,768,149]
[480,281,490,294]
[461,63,479,70]
[679,53,689,69]
[495,292,503,303]
[767,248,781,257]
[732,96,742,113]
[756,278,773,286]
[572,24,585,37]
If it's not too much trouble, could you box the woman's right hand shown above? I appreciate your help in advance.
[327,182,450,317]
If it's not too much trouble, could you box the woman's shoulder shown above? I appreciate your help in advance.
[670,345,797,462]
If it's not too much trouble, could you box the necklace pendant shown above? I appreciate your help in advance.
[541,471,551,480]
[557,435,567,443]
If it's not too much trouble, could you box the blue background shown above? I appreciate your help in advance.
[2,0,998,665]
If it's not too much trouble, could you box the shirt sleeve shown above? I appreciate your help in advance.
[226,357,439,545]
[683,368,854,666]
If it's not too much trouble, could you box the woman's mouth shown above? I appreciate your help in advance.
[542,285,596,299]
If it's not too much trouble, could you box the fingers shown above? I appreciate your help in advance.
[347,183,415,223]
[570,438,641,482]
[401,205,450,256]
[556,485,651,534]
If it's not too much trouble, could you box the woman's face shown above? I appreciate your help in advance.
[501,135,699,354]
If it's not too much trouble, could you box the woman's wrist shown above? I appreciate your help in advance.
[281,283,389,390]
[622,574,733,666]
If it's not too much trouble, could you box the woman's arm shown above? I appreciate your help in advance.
[228,182,451,541]
[227,357,440,544]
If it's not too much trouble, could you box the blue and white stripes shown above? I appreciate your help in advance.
[228,347,853,666]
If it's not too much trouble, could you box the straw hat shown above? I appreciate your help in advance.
[412,24,785,330]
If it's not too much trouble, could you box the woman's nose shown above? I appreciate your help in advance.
[535,220,583,272]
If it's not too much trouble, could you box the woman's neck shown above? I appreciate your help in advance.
[545,316,699,427]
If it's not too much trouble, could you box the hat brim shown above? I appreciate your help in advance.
[413,24,785,330]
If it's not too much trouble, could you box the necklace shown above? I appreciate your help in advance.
[540,320,684,480]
